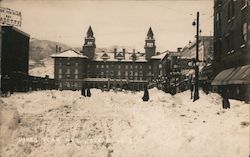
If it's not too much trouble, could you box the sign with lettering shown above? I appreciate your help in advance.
[0,7,22,27]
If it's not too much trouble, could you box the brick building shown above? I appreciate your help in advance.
[212,0,250,101]
[0,26,30,92]
[52,26,168,91]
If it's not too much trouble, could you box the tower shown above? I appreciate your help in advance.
[82,26,96,60]
[144,27,156,61]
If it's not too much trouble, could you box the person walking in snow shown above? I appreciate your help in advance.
[142,85,149,101]
[190,82,194,100]
[86,88,91,97]
[221,87,230,109]
[81,85,86,97]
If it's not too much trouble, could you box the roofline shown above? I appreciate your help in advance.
[1,26,30,37]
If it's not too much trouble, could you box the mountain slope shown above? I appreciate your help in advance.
[29,38,71,62]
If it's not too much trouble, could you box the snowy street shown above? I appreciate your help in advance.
[0,89,249,157]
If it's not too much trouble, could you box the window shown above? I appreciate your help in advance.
[118,65,121,69]
[101,65,104,68]
[118,71,121,76]
[125,65,128,69]
[110,71,114,76]
[106,65,109,68]
[87,41,93,45]
[66,75,70,78]
[75,63,78,67]
[130,65,133,69]
[230,31,234,52]
[227,0,235,21]
[139,71,143,76]
[159,64,162,68]
[135,65,138,69]
[125,71,128,76]
[59,82,62,88]
[135,71,138,76]
[75,75,78,79]
[129,71,133,76]
[242,22,248,43]
[87,64,90,68]
[140,65,142,69]
[75,69,78,74]
[66,69,70,74]
[74,82,78,88]
[241,0,248,9]
[59,69,62,74]
[226,31,234,54]
[96,64,99,68]
[59,62,62,66]
[149,66,151,70]
[216,12,221,30]
[232,0,235,18]
[147,43,154,47]
[58,74,62,79]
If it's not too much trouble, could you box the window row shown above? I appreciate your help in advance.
[58,69,78,74]
[59,62,78,67]
[91,64,151,70]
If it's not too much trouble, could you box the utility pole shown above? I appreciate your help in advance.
[193,11,200,102]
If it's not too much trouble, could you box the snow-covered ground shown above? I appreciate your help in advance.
[0,89,249,157]
[29,58,54,78]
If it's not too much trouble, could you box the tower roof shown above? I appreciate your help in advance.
[147,27,154,38]
[87,26,94,37]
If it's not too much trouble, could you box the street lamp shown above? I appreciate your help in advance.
[192,12,200,102]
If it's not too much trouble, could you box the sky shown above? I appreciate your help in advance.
[1,0,214,52]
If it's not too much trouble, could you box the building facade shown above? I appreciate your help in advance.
[212,0,250,101]
[1,26,30,92]
[52,26,168,91]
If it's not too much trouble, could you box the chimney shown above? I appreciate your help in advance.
[58,47,62,53]
[114,48,117,57]
[122,48,125,57]
[177,47,182,52]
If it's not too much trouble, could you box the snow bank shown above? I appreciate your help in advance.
[1,89,249,157]
[0,99,20,148]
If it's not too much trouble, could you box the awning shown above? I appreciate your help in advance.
[212,65,250,85]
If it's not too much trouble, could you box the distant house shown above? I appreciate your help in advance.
[51,26,168,91]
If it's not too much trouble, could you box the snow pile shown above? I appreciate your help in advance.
[1,89,249,157]
[0,99,20,149]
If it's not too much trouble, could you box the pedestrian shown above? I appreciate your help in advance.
[86,88,91,97]
[81,85,86,97]
[142,85,149,101]
[190,83,194,100]
[221,87,230,109]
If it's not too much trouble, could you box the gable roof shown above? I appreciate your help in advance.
[151,52,168,61]
[51,49,87,58]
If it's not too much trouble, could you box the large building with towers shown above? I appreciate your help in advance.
[52,26,168,91]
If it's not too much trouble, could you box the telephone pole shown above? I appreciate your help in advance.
[193,11,200,102]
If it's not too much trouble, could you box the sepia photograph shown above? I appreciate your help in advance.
[0,0,249,156]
